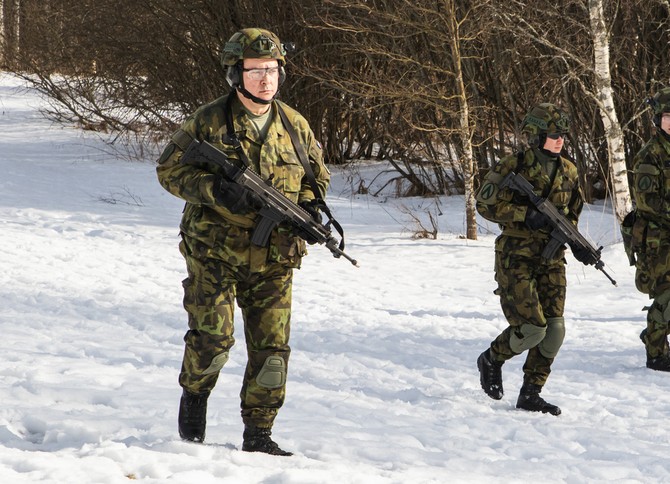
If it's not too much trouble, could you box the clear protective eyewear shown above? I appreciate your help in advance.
[242,67,280,81]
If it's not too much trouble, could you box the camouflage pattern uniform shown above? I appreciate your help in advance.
[476,103,583,393]
[628,87,670,366]
[156,30,329,432]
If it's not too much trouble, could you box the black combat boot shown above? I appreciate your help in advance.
[516,383,561,416]
[477,348,504,400]
[645,355,670,371]
[640,328,670,371]
[178,389,209,443]
[242,426,293,456]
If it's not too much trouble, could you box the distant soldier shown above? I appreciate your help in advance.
[156,28,329,454]
[475,103,594,415]
[626,87,670,371]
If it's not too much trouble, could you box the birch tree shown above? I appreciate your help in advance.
[589,0,632,222]
[444,0,478,239]
[487,0,633,210]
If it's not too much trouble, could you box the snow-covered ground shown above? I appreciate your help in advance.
[0,73,666,483]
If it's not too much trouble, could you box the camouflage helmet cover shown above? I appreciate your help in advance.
[221,28,286,67]
[649,87,670,125]
[521,103,570,137]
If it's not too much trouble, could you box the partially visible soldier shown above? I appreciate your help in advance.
[627,87,670,371]
[156,28,329,455]
[475,103,593,416]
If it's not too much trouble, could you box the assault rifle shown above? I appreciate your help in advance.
[181,139,358,267]
[501,171,616,286]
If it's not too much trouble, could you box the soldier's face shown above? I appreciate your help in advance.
[543,133,564,154]
[242,58,280,103]
[661,113,670,135]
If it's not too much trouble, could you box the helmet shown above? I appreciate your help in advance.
[222,28,287,90]
[648,87,670,126]
[521,103,570,143]
[221,28,286,67]
[521,103,570,147]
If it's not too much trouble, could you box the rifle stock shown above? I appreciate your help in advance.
[501,172,616,286]
[181,139,359,267]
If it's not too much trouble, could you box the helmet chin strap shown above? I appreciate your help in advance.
[237,85,276,105]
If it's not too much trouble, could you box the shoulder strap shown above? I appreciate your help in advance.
[276,103,324,201]
[516,151,524,173]
[223,92,252,168]
[276,103,347,251]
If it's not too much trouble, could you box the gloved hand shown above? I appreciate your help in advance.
[524,207,552,231]
[213,176,264,215]
[570,243,599,266]
[295,200,322,244]
[299,200,323,224]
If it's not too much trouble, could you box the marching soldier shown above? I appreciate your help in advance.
[627,87,670,371]
[156,28,329,454]
[475,103,594,415]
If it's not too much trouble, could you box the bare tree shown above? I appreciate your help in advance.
[8,0,670,235]
[1,0,20,68]
[0,0,4,67]
[294,0,488,217]
[588,0,631,222]
[444,0,479,239]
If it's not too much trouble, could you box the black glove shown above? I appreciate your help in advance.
[295,200,322,244]
[213,176,264,215]
[299,200,323,224]
[524,207,552,231]
[570,243,599,266]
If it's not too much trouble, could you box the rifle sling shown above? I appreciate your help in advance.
[276,104,324,202]
[277,103,346,250]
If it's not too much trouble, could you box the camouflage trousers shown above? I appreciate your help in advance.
[636,241,670,358]
[490,251,567,387]
[178,234,293,429]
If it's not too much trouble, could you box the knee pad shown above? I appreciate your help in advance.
[647,291,670,331]
[539,317,565,358]
[256,355,287,389]
[510,323,547,354]
[202,351,229,375]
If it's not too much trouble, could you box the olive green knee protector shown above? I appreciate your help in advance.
[539,317,565,358]
[256,355,286,389]
[651,291,670,326]
[202,351,229,375]
[510,323,547,354]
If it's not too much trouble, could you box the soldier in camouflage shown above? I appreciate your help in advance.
[156,28,329,455]
[475,103,591,416]
[628,87,670,372]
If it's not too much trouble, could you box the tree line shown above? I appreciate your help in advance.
[2,0,668,238]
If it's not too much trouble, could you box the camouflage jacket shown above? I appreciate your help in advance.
[156,93,329,250]
[632,132,670,229]
[476,148,584,258]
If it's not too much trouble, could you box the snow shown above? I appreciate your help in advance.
[0,72,667,483]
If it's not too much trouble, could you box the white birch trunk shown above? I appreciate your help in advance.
[447,0,477,240]
[589,0,632,223]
